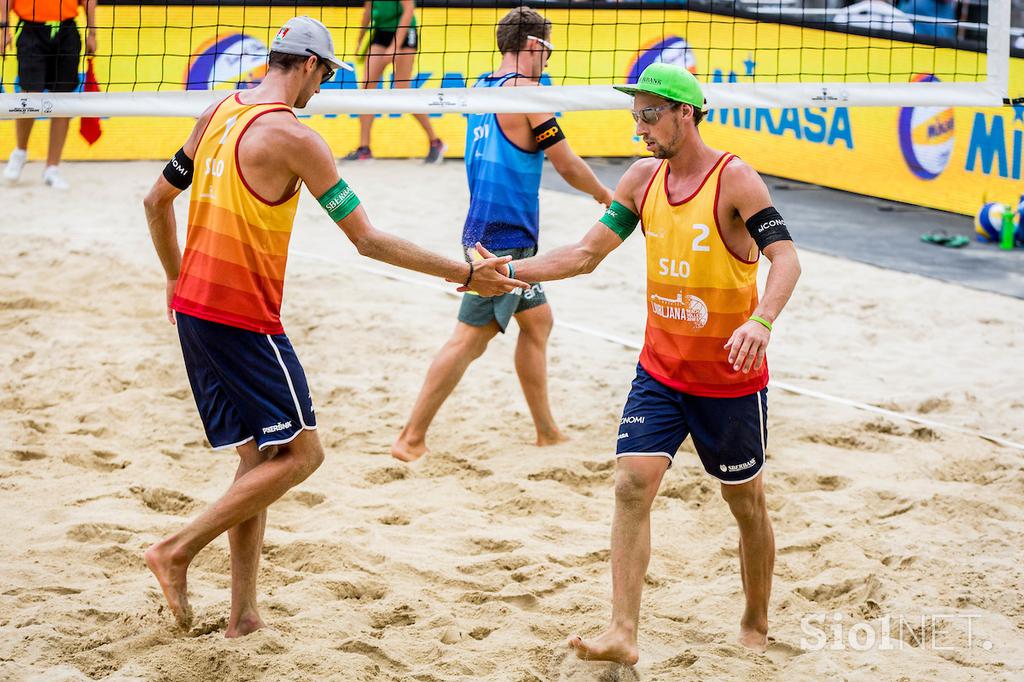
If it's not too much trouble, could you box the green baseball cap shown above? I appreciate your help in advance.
[614,62,707,111]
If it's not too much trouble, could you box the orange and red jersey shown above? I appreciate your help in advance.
[172,94,300,335]
[638,153,768,398]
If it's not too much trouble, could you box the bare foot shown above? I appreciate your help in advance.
[567,628,639,665]
[536,429,569,447]
[739,625,768,653]
[391,434,428,463]
[144,541,193,630]
[226,610,266,638]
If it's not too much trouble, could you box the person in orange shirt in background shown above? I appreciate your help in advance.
[1,0,97,189]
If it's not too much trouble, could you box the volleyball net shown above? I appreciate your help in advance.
[0,0,1017,119]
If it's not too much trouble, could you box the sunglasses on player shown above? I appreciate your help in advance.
[306,49,335,84]
[631,102,682,125]
[527,35,554,59]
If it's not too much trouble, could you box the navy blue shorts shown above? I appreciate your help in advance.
[616,364,767,484]
[176,312,317,451]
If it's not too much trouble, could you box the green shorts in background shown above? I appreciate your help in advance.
[458,246,547,333]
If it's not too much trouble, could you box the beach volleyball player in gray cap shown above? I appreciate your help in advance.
[141,15,525,636]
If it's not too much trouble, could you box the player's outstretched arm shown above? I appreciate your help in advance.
[505,158,652,283]
[142,102,216,324]
[290,129,529,297]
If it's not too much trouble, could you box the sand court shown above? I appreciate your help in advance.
[1,160,1023,681]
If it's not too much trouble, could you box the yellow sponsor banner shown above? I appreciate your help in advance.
[0,6,1020,215]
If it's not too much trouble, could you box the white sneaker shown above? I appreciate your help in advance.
[42,165,69,190]
[3,149,27,183]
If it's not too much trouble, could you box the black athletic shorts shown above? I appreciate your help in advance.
[370,26,417,50]
[16,19,81,93]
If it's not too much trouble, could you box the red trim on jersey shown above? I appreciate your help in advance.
[638,160,664,234]
[665,152,729,206]
[234,108,301,207]
[233,93,288,107]
[712,154,759,265]
[195,94,232,151]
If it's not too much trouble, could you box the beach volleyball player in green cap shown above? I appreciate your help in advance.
[478,61,803,662]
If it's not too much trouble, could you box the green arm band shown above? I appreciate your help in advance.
[599,201,640,241]
[318,178,361,223]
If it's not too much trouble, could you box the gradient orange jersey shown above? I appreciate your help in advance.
[172,94,300,335]
[638,153,768,397]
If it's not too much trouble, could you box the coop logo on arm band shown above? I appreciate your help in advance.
[531,118,566,150]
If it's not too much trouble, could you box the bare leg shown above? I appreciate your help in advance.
[392,49,437,142]
[357,115,373,149]
[512,304,565,445]
[225,441,271,638]
[358,47,391,149]
[145,430,324,629]
[46,118,69,167]
[15,117,34,150]
[392,321,499,462]
[568,456,669,665]
[721,473,774,652]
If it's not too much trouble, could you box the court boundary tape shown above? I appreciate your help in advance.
[294,250,1024,453]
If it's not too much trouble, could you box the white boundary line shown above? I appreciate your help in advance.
[293,250,1024,452]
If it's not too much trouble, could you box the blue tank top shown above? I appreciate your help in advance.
[462,73,544,252]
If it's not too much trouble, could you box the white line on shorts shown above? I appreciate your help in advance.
[292,250,1024,452]
[265,335,310,430]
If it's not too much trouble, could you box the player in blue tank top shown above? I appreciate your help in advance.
[392,7,612,463]
[462,72,544,250]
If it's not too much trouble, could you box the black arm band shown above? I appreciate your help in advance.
[531,118,566,150]
[162,147,194,190]
[745,207,792,251]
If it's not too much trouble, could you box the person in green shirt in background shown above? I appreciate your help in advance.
[345,0,446,163]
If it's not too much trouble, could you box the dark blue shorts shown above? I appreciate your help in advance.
[616,364,767,484]
[176,312,317,451]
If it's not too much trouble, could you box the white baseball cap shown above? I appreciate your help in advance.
[270,16,351,72]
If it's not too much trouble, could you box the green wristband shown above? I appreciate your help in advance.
[507,261,516,280]
[749,315,773,331]
[599,200,639,241]
[318,178,361,222]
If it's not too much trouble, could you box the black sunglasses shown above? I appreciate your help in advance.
[305,49,335,84]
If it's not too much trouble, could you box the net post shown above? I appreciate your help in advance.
[987,0,1012,104]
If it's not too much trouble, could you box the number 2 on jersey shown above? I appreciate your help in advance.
[692,223,711,252]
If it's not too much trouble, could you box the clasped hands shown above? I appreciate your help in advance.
[447,242,528,297]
